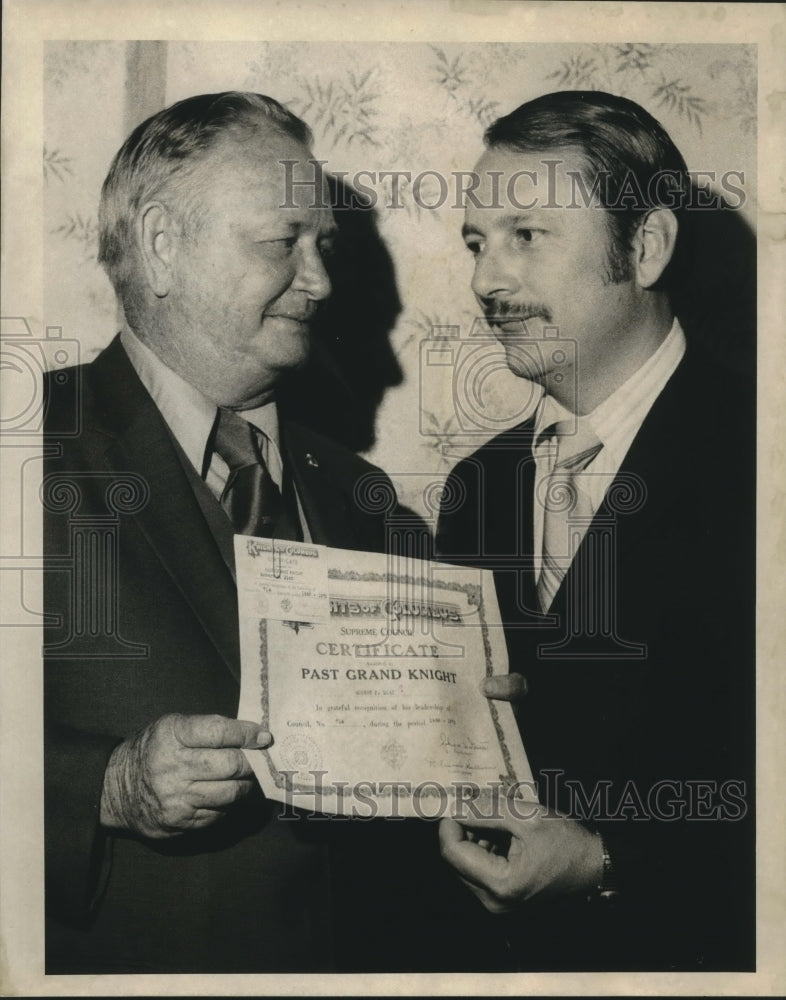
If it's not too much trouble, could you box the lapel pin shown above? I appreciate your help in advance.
[305,453,319,468]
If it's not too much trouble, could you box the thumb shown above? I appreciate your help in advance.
[481,673,528,702]
[236,719,273,749]
[439,818,506,886]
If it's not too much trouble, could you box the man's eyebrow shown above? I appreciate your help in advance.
[506,211,541,226]
[251,218,299,234]
[462,212,543,240]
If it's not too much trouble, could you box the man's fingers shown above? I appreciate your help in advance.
[439,816,466,848]
[172,714,272,750]
[189,778,255,809]
[104,717,268,838]
[187,747,255,781]
[447,796,542,833]
[481,673,528,702]
[439,818,509,887]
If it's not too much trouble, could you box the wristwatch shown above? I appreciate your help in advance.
[594,831,620,900]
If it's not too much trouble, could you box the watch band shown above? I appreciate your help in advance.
[595,831,620,900]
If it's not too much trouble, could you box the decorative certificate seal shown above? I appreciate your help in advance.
[279,734,323,777]
[380,737,407,771]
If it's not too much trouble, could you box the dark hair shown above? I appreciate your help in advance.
[485,90,689,285]
[98,91,312,312]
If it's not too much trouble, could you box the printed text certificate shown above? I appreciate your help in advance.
[235,538,533,817]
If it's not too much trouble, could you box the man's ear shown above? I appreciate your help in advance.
[633,208,678,289]
[137,202,178,298]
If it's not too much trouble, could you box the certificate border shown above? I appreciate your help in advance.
[255,569,520,797]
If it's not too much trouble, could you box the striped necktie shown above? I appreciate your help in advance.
[213,407,299,540]
[536,420,603,613]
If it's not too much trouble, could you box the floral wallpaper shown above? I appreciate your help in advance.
[44,41,756,520]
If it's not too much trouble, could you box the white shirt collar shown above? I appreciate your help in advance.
[533,317,686,461]
[588,317,686,464]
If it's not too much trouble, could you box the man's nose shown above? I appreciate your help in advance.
[296,245,332,302]
[471,244,519,301]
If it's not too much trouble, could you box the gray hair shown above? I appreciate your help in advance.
[98,91,313,318]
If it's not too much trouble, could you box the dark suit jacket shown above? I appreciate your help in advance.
[436,345,756,971]
[44,336,456,973]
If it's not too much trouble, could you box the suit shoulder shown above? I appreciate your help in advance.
[680,344,754,402]
[680,349,755,452]
[43,361,98,437]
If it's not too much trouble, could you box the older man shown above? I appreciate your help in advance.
[436,91,755,970]
[44,92,437,974]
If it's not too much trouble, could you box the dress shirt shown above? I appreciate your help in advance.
[531,318,686,584]
[120,328,308,536]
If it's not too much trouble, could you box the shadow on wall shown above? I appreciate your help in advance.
[277,175,403,454]
[278,178,757,456]
[671,184,756,376]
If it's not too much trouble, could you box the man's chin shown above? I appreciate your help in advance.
[216,351,312,410]
[259,317,312,361]
[501,343,547,383]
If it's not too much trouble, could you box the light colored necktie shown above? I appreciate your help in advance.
[536,420,603,613]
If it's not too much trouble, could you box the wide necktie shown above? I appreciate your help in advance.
[213,407,297,540]
[536,420,603,613]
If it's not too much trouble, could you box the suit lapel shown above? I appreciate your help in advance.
[517,431,539,612]
[502,424,539,614]
[466,422,540,626]
[92,338,241,681]
[283,422,361,549]
[549,350,695,619]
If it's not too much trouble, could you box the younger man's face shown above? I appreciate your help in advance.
[463,145,641,401]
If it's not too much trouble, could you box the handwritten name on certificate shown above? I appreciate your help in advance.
[236,539,533,818]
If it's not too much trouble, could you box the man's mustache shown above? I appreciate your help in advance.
[479,299,554,324]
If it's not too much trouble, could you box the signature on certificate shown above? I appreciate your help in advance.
[439,732,489,754]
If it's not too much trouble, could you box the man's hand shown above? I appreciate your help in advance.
[481,673,528,703]
[481,672,528,721]
[439,798,603,913]
[100,714,272,839]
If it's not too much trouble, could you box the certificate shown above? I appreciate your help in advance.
[236,538,533,818]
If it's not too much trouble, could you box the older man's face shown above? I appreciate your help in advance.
[159,128,335,408]
[463,145,643,409]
